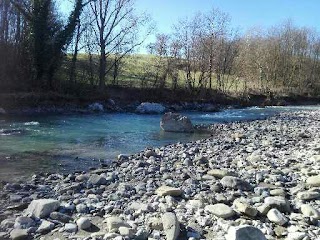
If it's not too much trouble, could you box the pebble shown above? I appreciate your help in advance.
[76,217,92,230]
[267,208,288,225]
[0,110,320,240]
[205,203,235,219]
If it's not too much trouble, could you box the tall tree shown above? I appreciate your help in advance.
[10,0,84,90]
[89,0,152,90]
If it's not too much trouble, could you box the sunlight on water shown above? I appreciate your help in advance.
[0,105,319,181]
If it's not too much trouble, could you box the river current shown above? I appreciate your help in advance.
[0,105,319,181]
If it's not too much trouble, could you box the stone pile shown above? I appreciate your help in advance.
[0,110,319,239]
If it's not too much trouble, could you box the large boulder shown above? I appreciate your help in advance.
[25,199,60,218]
[136,102,166,114]
[160,112,193,133]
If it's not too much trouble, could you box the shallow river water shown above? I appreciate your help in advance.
[0,105,319,181]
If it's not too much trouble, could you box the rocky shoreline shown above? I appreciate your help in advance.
[0,110,320,239]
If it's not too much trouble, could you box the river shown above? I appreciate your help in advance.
[0,105,319,181]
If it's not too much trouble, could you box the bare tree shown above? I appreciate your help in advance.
[89,0,152,90]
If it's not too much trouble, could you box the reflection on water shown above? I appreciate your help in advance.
[0,105,319,181]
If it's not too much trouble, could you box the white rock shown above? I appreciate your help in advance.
[306,175,320,187]
[205,203,235,219]
[118,226,135,237]
[207,169,232,179]
[300,204,320,219]
[25,199,60,218]
[286,232,307,240]
[76,217,91,230]
[36,220,55,233]
[105,216,130,232]
[162,212,180,240]
[136,102,165,114]
[267,208,288,225]
[64,223,78,233]
[10,229,29,240]
[14,216,35,229]
[297,191,320,200]
[155,186,182,197]
[233,199,257,217]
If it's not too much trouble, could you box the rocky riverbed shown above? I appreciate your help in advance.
[0,110,320,240]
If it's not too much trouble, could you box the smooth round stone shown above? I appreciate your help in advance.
[233,199,257,217]
[64,223,78,233]
[297,191,320,200]
[267,208,288,226]
[205,203,235,219]
[119,226,135,238]
[10,229,29,240]
[270,189,286,196]
[155,186,182,197]
[225,225,267,240]
[264,196,290,213]
[207,169,231,179]
[306,175,320,187]
[300,204,320,219]
[76,217,91,230]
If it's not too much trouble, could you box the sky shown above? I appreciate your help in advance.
[134,0,320,34]
[59,0,320,52]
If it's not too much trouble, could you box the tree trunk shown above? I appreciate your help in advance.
[69,22,81,85]
[99,44,106,89]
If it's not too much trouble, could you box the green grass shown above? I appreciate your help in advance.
[59,53,253,96]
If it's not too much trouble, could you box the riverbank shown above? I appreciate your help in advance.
[0,110,319,239]
[0,88,319,115]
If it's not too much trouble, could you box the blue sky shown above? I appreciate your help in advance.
[59,0,320,53]
[135,0,320,34]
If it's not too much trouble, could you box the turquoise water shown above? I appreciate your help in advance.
[0,105,319,181]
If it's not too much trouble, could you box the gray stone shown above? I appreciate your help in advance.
[161,212,180,240]
[225,225,267,240]
[233,199,257,217]
[64,223,78,233]
[160,112,193,133]
[88,174,108,185]
[105,216,130,232]
[25,199,60,218]
[10,229,29,240]
[76,203,88,213]
[136,102,165,114]
[50,211,73,223]
[155,186,182,197]
[264,196,290,212]
[36,220,55,233]
[135,228,150,240]
[76,217,91,230]
[267,208,288,225]
[205,203,235,219]
[1,218,14,228]
[207,169,232,179]
[14,217,35,229]
[300,204,320,219]
[306,175,320,187]
[220,176,252,191]
[297,191,320,200]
